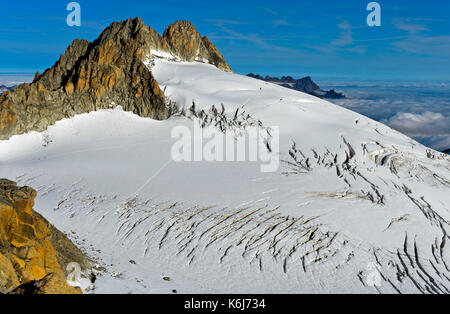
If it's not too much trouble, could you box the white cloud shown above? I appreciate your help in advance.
[391,19,450,57]
[385,111,450,137]
[272,19,290,27]
[261,8,278,16]
[394,22,429,35]
[331,21,353,47]
[420,136,450,152]
[391,35,450,57]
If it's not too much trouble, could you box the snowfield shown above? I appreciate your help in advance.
[0,57,449,294]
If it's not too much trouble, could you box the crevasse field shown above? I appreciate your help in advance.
[1,55,449,294]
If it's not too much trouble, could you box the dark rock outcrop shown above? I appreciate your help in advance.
[8,272,77,295]
[322,89,346,99]
[0,18,231,140]
[0,85,17,95]
[0,179,87,294]
[247,73,345,99]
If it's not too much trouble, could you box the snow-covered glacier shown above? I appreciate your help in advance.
[0,57,449,294]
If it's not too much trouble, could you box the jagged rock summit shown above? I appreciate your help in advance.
[0,18,231,140]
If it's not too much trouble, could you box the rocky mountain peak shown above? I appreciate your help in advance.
[0,18,231,140]
[161,20,231,71]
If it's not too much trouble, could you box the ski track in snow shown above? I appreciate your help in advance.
[0,56,449,294]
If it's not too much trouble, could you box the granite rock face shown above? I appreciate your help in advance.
[0,179,83,294]
[0,18,231,140]
[162,20,231,72]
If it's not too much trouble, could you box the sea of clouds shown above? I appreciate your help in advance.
[0,74,34,87]
[320,80,450,152]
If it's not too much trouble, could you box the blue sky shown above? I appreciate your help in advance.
[0,0,449,80]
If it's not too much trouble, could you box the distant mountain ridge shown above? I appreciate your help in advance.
[247,73,345,99]
[0,85,16,94]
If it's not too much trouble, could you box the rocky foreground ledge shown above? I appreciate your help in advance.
[0,179,89,294]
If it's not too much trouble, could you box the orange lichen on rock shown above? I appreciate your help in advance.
[0,100,16,136]
[64,82,74,95]
[0,179,81,294]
